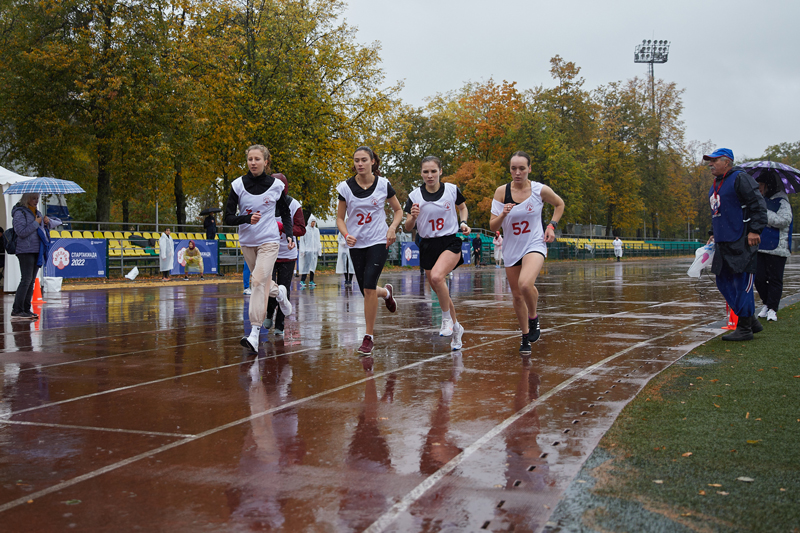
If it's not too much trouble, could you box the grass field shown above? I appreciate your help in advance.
[550,303,800,533]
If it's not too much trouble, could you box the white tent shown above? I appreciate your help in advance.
[1,165,40,293]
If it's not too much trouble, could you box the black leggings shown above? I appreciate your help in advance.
[755,253,787,311]
[349,243,388,296]
[301,271,315,283]
[13,253,39,314]
[267,260,295,330]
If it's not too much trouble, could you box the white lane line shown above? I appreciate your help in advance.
[0,420,194,438]
[363,322,712,533]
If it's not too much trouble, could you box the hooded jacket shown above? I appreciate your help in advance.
[12,203,45,254]
[300,215,322,255]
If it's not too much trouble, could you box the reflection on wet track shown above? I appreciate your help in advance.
[1,258,798,531]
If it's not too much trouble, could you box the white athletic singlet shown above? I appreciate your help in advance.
[491,181,547,265]
[337,176,392,249]
[277,198,302,260]
[408,183,460,239]
[232,176,286,247]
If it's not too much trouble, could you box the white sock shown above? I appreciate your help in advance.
[442,310,452,322]
[366,334,373,340]
[250,325,260,338]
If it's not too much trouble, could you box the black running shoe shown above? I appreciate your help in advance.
[519,336,531,355]
[529,316,541,343]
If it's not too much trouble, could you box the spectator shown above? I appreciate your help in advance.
[472,234,482,267]
[336,232,355,287]
[159,228,174,281]
[203,213,217,240]
[493,231,503,268]
[299,215,321,288]
[613,236,623,262]
[0,227,5,284]
[754,171,793,322]
[183,240,204,280]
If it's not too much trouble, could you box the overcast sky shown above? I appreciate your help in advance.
[341,0,799,162]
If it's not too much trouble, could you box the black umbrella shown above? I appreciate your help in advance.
[199,207,222,216]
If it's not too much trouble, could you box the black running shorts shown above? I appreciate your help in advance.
[419,234,464,271]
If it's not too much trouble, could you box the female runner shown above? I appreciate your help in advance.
[336,146,403,355]
[490,151,565,355]
[404,155,469,350]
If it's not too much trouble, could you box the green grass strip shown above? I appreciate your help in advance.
[588,303,800,532]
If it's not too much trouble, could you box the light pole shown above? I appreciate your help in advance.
[634,39,670,112]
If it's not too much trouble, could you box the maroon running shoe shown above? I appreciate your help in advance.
[384,284,397,313]
[357,335,374,355]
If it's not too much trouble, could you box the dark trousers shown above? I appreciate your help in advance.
[13,253,39,314]
[715,263,755,318]
[267,260,295,330]
[755,253,787,311]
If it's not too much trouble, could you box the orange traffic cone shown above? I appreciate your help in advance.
[33,277,44,303]
[721,303,738,330]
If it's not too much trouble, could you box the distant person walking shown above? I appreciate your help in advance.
[493,231,503,267]
[299,215,321,288]
[225,144,295,352]
[704,148,767,342]
[159,228,174,281]
[336,146,403,355]
[11,193,59,320]
[336,232,355,287]
[472,234,482,267]
[613,236,623,261]
[490,151,565,355]
[754,171,793,322]
[203,213,217,240]
[404,155,470,350]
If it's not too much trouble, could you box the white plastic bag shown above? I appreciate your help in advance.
[42,276,63,292]
[125,266,139,281]
[687,244,715,278]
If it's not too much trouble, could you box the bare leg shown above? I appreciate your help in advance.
[364,286,389,336]
[427,250,462,323]
[505,253,545,333]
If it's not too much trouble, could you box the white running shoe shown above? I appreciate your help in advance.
[243,288,252,295]
[276,285,293,316]
[767,309,778,322]
[439,318,454,337]
[757,305,769,318]
[451,322,464,351]
[240,329,259,352]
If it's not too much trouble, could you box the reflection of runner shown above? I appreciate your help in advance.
[490,151,565,355]
[420,352,464,475]
[404,155,470,350]
[336,146,403,355]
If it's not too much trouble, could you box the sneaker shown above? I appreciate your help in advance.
[357,335,374,355]
[200,276,204,281]
[11,311,35,321]
[767,309,778,322]
[240,333,259,352]
[519,337,532,355]
[243,288,252,295]
[276,285,293,316]
[309,281,316,288]
[273,329,284,337]
[184,276,189,281]
[757,305,769,318]
[528,316,541,343]
[439,318,454,337]
[384,284,396,313]
[26,311,39,319]
[299,281,306,289]
[451,322,464,351]
[262,318,273,331]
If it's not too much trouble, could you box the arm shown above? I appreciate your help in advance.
[385,195,403,247]
[489,186,508,232]
[404,198,417,232]
[767,198,793,229]
[13,210,38,239]
[456,202,470,235]
[224,188,251,226]
[276,192,294,240]
[540,185,565,244]
[336,200,355,247]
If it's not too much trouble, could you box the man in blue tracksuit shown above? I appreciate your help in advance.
[705,148,768,341]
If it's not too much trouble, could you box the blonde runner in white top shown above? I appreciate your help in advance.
[232,176,285,247]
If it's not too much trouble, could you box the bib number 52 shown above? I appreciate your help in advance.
[356,212,373,226]
[511,221,530,235]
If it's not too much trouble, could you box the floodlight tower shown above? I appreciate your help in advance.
[634,39,670,112]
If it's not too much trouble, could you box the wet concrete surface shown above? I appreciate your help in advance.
[1,258,798,532]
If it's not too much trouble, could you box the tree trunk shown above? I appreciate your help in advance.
[605,204,614,237]
[174,161,186,232]
[96,142,111,222]
[122,198,129,231]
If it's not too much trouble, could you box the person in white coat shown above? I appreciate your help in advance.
[159,228,174,281]
[613,236,623,262]
[299,215,322,288]
[336,231,355,287]
[493,231,503,267]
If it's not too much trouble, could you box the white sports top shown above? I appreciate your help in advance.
[408,183,461,239]
[337,176,393,249]
[491,181,547,265]
[232,176,286,247]
[277,198,302,260]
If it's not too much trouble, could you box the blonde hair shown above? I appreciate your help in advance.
[20,193,40,206]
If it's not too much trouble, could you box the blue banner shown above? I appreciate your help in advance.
[170,240,218,275]
[462,242,471,264]
[401,243,420,267]
[44,238,107,278]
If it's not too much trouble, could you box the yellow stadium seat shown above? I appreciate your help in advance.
[93,231,104,238]
[50,230,61,238]
[103,231,114,239]
[81,231,92,239]
[113,231,124,239]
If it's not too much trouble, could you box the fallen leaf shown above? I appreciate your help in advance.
[696,376,704,380]
[710,379,719,383]
[681,513,692,517]
[576,480,586,484]
[27,500,33,504]
[780,488,786,492]
[682,452,693,457]
[62,500,81,505]
[756,418,762,421]
[794,375,800,378]
[708,483,722,487]
[714,404,720,408]
[746,412,750,419]
[653,480,664,484]
[737,477,755,483]
[746,440,761,444]
[698,490,706,495]
[717,491,729,496]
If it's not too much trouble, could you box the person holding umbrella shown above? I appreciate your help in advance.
[704,148,768,341]
[754,171,793,321]
[11,193,59,319]
[201,208,220,240]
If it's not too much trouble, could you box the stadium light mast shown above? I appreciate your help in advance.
[634,39,670,112]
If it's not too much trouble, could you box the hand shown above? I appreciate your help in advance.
[502,203,514,216]
[386,227,396,248]
[747,232,761,247]
[43,216,50,226]
[544,225,556,243]
[707,236,715,245]
[35,215,42,224]
[346,234,356,247]
[460,222,471,235]
[287,239,296,250]
[410,203,420,218]
[250,211,261,224]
